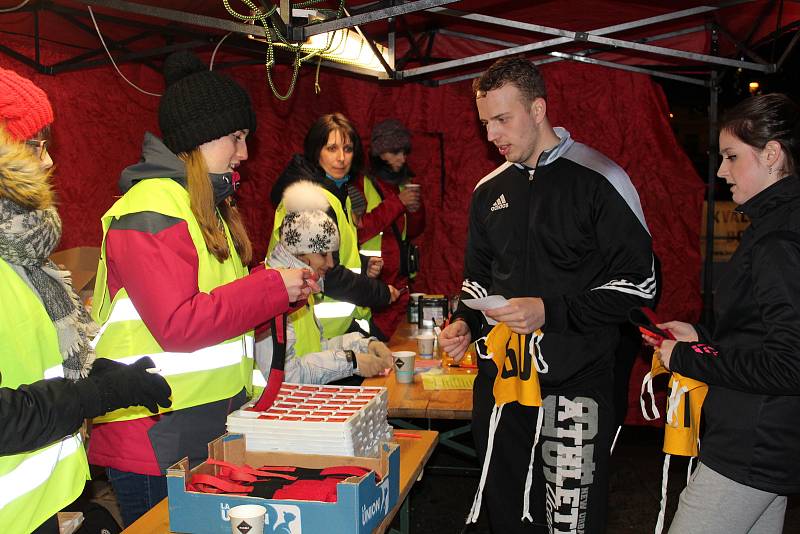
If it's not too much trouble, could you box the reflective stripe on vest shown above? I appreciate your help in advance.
[355,319,370,333]
[252,369,266,388]
[359,234,383,258]
[43,364,65,380]
[313,301,357,319]
[91,295,253,423]
[0,257,90,532]
[269,185,371,338]
[0,435,82,508]
[92,298,252,376]
[92,179,253,423]
[114,343,244,376]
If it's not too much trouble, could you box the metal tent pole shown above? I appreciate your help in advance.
[702,27,720,323]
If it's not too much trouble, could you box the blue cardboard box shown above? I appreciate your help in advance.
[166,433,399,534]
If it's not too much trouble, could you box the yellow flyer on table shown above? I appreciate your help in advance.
[421,373,477,390]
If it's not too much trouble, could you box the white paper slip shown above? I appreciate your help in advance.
[460,295,509,325]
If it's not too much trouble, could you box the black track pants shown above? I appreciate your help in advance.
[472,372,614,534]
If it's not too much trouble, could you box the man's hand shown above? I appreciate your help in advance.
[485,297,545,334]
[439,320,471,362]
[366,257,384,278]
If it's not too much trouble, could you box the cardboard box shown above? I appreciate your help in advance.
[167,433,399,534]
[49,246,100,304]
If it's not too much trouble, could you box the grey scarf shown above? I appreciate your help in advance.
[268,242,325,293]
[0,198,96,380]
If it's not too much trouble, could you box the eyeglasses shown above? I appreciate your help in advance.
[25,139,49,162]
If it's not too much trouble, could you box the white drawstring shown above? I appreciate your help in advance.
[521,407,545,522]
[666,383,689,425]
[610,425,623,455]
[654,454,671,534]
[466,404,504,524]
[529,332,549,373]
[640,371,660,420]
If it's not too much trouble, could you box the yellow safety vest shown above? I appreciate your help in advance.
[92,179,254,423]
[358,176,407,258]
[0,258,90,533]
[269,186,371,338]
[251,292,322,393]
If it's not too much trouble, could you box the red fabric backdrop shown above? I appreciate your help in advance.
[0,37,704,424]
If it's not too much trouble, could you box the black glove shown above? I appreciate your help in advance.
[76,357,172,419]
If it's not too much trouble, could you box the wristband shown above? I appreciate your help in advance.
[344,350,357,368]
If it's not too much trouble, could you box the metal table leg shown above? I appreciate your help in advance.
[388,493,411,534]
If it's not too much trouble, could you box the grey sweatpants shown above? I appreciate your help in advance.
[668,462,787,534]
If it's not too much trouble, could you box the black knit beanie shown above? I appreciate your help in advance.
[158,51,257,154]
[370,119,411,156]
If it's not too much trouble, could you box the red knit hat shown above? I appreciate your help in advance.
[0,67,53,141]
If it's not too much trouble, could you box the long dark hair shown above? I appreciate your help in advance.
[721,93,800,177]
[303,113,364,176]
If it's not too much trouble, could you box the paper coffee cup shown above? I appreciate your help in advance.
[393,351,416,384]
[417,333,436,359]
[229,504,266,534]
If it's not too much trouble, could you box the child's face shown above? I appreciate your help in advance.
[298,251,334,279]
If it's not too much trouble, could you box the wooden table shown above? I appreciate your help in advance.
[362,322,475,421]
[122,430,438,534]
[362,323,477,460]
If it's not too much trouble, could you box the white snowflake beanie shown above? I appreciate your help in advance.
[280,180,340,255]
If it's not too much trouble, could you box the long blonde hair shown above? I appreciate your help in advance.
[180,149,252,264]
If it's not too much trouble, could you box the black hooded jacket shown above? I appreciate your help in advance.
[271,154,389,309]
[671,175,800,494]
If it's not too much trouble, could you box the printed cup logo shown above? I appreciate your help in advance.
[395,359,405,369]
[227,504,268,534]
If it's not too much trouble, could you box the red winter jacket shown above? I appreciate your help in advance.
[88,217,289,475]
[89,136,290,475]
[354,175,426,338]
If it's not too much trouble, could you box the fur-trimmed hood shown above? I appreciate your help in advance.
[0,126,54,211]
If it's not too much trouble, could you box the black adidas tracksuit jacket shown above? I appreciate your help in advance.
[454,127,656,390]
[453,128,656,533]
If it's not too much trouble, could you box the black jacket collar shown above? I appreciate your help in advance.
[738,174,800,222]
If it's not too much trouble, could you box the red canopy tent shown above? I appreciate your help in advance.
[0,0,797,424]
